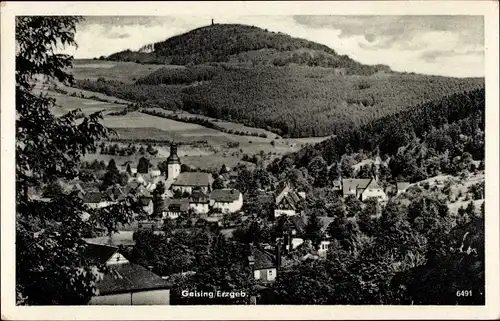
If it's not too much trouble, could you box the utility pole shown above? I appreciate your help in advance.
[211,18,214,25]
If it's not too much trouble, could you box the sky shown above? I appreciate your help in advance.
[68,15,485,78]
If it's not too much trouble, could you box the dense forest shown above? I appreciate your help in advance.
[107,23,391,74]
[74,66,484,138]
[280,87,485,183]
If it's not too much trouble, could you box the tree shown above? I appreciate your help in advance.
[304,211,322,247]
[16,17,135,305]
[126,163,132,175]
[137,156,150,174]
[344,194,362,217]
[212,177,225,190]
[101,158,121,190]
[152,181,166,217]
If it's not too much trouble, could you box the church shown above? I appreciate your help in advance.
[166,143,213,195]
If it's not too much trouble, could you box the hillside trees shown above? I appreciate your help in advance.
[15,16,135,305]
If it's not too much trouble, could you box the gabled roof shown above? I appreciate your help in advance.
[83,191,105,204]
[396,182,410,191]
[162,198,190,212]
[96,263,172,295]
[210,188,241,202]
[172,172,213,187]
[138,197,152,206]
[364,178,382,191]
[342,178,371,195]
[252,247,277,270]
[190,190,209,203]
[318,216,336,233]
[84,242,119,265]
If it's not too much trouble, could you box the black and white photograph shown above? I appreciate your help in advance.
[1,1,499,320]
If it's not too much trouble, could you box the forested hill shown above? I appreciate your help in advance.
[106,23,391,74]
[281,87,485,182]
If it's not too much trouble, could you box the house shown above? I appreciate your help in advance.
[189,190,210,214]
[341,178,387,201]
[82,191,114,209]
[332,180,342,192]
[360,178,387,201]
[317,216,335,257]
[209,188,243,214]
[283,215,306,251]
[85,243,171,305]
[273,182,306,218]
[249,246,281,283]
[171,172,213,195]
[105,184,127,202]
[396,182,411,195]
[161,198,190,219]
[139,196,154,216]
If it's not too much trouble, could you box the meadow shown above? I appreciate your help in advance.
[71,59,177,83]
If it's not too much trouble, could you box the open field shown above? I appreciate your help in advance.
[43,87,329,169]
[71,59,180,83]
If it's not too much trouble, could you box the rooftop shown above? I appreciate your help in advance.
[252,246,277,270]
[172,172,213,187]
[97,263,172,295]
[210,188,241,202]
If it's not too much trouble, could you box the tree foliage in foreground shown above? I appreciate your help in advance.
[16,16,135,305]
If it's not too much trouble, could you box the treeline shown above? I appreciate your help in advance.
[286,88,485,183]
[141,109,268,138]
[98,142,159,157]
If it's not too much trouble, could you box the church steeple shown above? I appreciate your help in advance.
[167,143,180,164]
[167,143,181,181]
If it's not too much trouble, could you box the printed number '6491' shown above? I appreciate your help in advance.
[456,290,472,297]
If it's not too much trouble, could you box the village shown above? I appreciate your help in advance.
[30,142,417,304]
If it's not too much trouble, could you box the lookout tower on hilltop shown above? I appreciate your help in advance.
[167,143,181,180]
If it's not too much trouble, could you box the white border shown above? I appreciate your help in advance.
[1,1,499,320]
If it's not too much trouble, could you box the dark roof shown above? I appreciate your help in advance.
[162,198,190,212]
[96,263,172,295]
[289,215,306,234]
[172,172,212,187]
[139,197,152,206]
[167,144,181,164]
[84,243,119,265]
[210,188,241,202]
[83,191,104,203]
[256,193,274,205]
[252,247,277,270]
[189,190,209,203]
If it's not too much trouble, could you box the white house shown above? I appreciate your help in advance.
[396,182,411,195]
[82,191,115,209]
[273,183,305,218]
[85,243,171,305]
[209,188,243,214]
[360,178,387,201]
[342,178,387,201]
[249,246,280,283]
[318,240,331,257]
[189,190,210,214]
[161,198,190,219]
[171,172,213,195]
